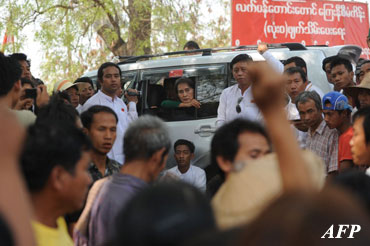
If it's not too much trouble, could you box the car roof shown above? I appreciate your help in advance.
[82,49,270,77]
[83,45,361,75]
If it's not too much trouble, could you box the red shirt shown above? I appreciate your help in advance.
[338,127,353,169]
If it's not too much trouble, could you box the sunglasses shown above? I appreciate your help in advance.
[236,97,243,113]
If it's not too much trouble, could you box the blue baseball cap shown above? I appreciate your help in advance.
[322,91,352,111]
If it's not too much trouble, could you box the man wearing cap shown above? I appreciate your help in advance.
[81,62,138,165]
[345,73,370,110]
[54,80,81,111]
[322,92,354,171]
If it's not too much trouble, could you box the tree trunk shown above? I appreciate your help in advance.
[97,24,127,56]
[95,0,152,57]
[127,0,152,55]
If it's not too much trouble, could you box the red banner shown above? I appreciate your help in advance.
[232,0,370,57]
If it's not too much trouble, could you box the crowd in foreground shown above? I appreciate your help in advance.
[1,40,370,246]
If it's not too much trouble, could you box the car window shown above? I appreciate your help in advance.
[122,71,138,90]
[140,64,228,121]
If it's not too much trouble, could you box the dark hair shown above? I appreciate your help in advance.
[360,60,370,70]
[21,78,35,88]
[230,54,253,70]
[74,76,94,88]
[174,77,194,94]
[355,60,368,76]
[322,55,337,72]
[295,91,322,111]
[36,94,79,125]
[20,121,91,193]
[124,115,171,162]
[284,67,307,82]
[54,91,71,104]
[0,215,13,246]
[9,53,30,66]
[332,170,370,215]
[0,52,22,96]
[330,57,353,72]
[353,106,370,145]
[211,119,270,177]
[34,78,44,86]
[112,182,215,246]
[97,62,121,82]
[174,139,195,153]
[285,56,307,74]
[81,105,118,130]
[183,41,200,50]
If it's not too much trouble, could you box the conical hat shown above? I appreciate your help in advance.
[211,150,326,230]
[344,73,370,99]
[53,79,82,93]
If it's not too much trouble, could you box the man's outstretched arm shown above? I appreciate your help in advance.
[248,62,313,192]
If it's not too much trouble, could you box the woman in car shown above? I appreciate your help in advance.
[161,77,201,109]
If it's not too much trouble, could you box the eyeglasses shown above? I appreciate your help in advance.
[236,97,243,113]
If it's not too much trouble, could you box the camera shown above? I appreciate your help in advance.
[24,88,37,99]
[125,90,141,97]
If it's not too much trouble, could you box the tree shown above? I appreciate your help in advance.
[0,0,230,86]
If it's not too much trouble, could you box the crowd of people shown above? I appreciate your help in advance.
[1,39,370,246]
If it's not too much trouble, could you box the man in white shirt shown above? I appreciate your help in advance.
[216,54,261,126]
[165,139,206,192]
[81,62,138,165]
[257,43,284,74]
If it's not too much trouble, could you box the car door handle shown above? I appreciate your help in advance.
[194,125,216,137]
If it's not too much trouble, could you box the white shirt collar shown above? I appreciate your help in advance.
[236,85,252,97]
[98,90,118,102]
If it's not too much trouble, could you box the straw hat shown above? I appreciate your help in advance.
[344,72,370,99]
[211,150,326,230]
[53,79,79,93]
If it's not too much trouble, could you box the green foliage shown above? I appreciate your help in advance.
[0,0,230,86]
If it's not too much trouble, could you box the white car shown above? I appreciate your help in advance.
[83,44,362,169]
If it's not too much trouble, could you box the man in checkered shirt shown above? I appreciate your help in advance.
[295,91,339,175]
